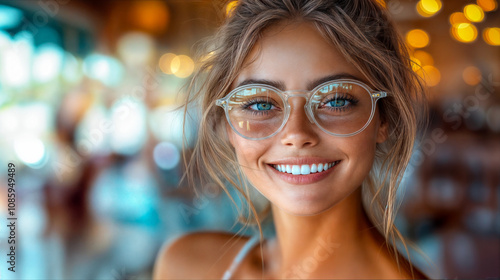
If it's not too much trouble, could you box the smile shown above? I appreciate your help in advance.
[271,161,340,175]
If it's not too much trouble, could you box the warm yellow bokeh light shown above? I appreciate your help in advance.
[483,27,500,45]
[172,55,195,78]
[417,2,433,17]
[410,57,422,71]
[464,4,485,22]
[413,50,434,66]
[417,65,441,87]
[406,29,430,48]
[451,23,478,43]
[449,12,470,25]
[159,53,177,75]
[130,1,170,34]
[477,0,497,12]
[226,1,238,16]
[463,66,482,86]
[375,0,386,8]
[417,0,442,17]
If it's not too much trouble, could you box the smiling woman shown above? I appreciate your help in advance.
[153,0,429,279]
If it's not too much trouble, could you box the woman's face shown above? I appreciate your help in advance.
[227,22,388,216]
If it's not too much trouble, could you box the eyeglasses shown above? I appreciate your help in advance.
[215,79,388,140]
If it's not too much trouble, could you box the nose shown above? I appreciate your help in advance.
[280,97,319,148]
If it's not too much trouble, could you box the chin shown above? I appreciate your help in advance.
[274,195,342,216]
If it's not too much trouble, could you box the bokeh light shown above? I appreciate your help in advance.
[226,1,238,16]
[159,53,177,75]
[375,0,386,8]
[449,12,470,25]
[117,32,155,66]
[172,55,195,78]
[417,65,441,87]
[0,5,23,29]
[14,137,47,168]
[451,23,478,43]
[406,29,430,48]
[483,27,500,46]
[462,66,482,86]
[417,0,442,17]
[83,54,124,87]
[477,0,498,11]
[413,50,434,66]
[410,56,422,71]
[129,1,170,34]
[62,52,83,85]
[149,105,195,148]
[0,32,32,88]
[32,43,64,83]
[153,142,180,170]
[464,4,485,22]
[110,99,148,156]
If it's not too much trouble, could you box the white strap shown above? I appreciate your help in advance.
[222,235,260,280]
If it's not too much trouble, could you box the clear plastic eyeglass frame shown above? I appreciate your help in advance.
[215,79,388,140]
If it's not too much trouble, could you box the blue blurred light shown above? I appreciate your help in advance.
[83,53,124,87]
[109,99,147,155]
[153,141,180,170]
[0,30,10,46]
[33,43,64,83]
[62,52,82,84]
[149,105,195,148]
[14,137,48,169]
[0,31,33,87]
[0,5,23,30]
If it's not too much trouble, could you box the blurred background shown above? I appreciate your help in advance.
[0,0,498,279]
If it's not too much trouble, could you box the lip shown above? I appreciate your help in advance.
[267,158,341,185]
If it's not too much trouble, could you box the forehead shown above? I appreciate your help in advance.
[233,21,366,90]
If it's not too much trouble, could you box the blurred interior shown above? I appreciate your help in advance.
[0,0,498,279]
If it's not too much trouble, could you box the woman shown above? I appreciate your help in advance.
[154,0,429,278]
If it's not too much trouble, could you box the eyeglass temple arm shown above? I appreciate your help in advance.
[371,91,388,98]
[215,99,225,107]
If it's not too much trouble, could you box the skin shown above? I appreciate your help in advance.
[153,21,428,279]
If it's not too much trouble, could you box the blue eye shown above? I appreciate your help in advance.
[250,103,274,110]
[327,99,350,107]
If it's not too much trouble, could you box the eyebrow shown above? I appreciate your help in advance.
[235,79,286,90]
[235,73,364,91]
[306,73,364,90]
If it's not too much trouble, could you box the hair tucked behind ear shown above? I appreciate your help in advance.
[182,0,429,277]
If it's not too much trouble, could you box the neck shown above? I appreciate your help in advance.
[266,188,379,278]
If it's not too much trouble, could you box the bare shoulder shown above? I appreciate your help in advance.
[153,231,250,280]
[384,251,431,280]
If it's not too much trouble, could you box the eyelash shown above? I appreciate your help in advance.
[241,98,281,115]
[320,93,358,112]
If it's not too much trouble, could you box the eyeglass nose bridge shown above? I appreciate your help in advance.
[281,90,316,124]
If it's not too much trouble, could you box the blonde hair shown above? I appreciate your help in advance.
[182,0,428,277]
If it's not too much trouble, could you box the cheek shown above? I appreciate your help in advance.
[231,135,270,168]
[340,122,380,180]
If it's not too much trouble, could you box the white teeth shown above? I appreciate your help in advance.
[300,165,310,175]
[272,162,338,175]
[310,164,317,173]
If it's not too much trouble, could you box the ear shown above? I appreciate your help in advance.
[376,118,389,144]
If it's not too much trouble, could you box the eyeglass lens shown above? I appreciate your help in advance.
[225,82,373,139]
